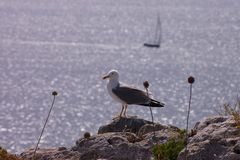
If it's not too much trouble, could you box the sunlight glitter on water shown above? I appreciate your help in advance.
[0,0,240,153]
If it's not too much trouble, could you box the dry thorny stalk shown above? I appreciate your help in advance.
[217,96,240,128]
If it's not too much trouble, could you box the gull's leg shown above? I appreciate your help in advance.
[123,104,128,117]
[123,104,137,118]
[119,104,124,117]
[113,104,124,120]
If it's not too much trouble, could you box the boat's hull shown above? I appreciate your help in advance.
[143,43,160,48]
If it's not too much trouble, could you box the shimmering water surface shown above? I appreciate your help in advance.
[0,0,240,153]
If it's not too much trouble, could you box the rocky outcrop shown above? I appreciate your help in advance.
[20,116,240,160]
[178,116,240,160]
[72,117,181,160]
[20,117,181,160]
[20,147,80,160]
[72,132,151,160]
[98,117,153,134]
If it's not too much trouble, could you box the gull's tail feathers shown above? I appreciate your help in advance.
[140,99,165,107]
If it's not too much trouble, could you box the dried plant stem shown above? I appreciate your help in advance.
[32,95,56,160]
[145,88,155,136]
[185,83,193,160]
[149,107,154,125]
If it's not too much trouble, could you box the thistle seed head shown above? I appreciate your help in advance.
[188,76,195,84]
[143,81,149,89]
[52,91,58,96]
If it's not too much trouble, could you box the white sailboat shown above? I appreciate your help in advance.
[144,16,162,48]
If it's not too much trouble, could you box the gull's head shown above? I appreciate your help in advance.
[102,70,119,81]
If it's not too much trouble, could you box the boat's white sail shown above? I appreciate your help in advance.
[144,15,162,48]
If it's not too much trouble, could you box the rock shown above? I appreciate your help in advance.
[178,116,240,160]
[20,148,80,160]
[20,117,181,160]
[193,116,229,131]
[233,140,240,154]
[58,146,67,151]
[138,128,183,150]
[138,123,180,137]
[221,152,240,160]
[18,115,240,160]
[72,132,152,160]
[136,123,182,150]
[98,117,153,134]
[72,117,181,160]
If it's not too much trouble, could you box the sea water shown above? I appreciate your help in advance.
[0,0,239,153]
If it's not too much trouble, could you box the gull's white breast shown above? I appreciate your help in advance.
[107,80,126,104]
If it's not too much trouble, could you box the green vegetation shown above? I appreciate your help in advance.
[217,96,240,128]
[0,146,21,160]
[152,130,186,160]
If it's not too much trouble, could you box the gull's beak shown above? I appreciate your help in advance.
[102,75,110,80]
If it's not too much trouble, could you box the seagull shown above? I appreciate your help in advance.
[102,70,165,118]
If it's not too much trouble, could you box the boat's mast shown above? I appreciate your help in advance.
[156,15,162,46]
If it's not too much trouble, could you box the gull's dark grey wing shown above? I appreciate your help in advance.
[112,86,149,105]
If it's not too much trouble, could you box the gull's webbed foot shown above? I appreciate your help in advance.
[112,114,123,120]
